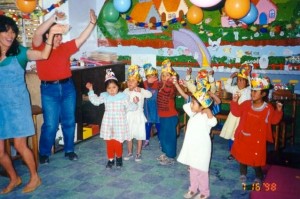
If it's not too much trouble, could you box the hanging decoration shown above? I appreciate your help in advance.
[121,14,186,29]
[0,0,68,20]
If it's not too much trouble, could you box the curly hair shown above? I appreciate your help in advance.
[0,15,20,56]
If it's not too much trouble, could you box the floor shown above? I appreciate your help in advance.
[1,131,299,199]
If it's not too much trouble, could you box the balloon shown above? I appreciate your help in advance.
[224,0,250,19]
[102,2,120,22]
[187,6,204,25]
[16,0,37,13]
[190,0,222,8]
[240,3,258,24]
[113,0,131,13]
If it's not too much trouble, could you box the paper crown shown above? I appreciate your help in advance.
[127,64,142,82]
[195,69,211,91]
[161,59,177,76]
[192,87,213,108]
[105,68,118,82]
[143,63,158,77]
[251,73,271,90]
[238,64,252,79]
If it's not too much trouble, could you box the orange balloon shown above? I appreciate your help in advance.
[187,5,204,25]
[224,0,250,19]
[16,0,37,13]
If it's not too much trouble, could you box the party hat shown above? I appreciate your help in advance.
[161,59,177,76]
[143,63,158,77]
[105,68,118,82]
[250,73,271,90]
[238,64,252,79]
[127,64,142,82]
[192,87,213,108]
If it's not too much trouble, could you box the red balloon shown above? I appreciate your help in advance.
[16,0,37,13]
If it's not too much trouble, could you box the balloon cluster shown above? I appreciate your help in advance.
[187,0,222,24]
[224,0,258,24]
[188,0,258,25]
[102,0,131,22]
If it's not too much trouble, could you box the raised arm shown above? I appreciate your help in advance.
[32,11,66,47]
[28,24,66,60]
[75,9,97,48]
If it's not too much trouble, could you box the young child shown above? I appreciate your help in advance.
[180,68,221,115]
[230,73,283,186]
[157,59,182,165]
[123,65,152,162]
[86,69,138,169]
[177,85,217,199]
[143,63,160,148]
[220,64,252,160]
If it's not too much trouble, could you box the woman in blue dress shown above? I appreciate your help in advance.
[0,15,64,194]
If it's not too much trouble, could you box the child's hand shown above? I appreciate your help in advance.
[86,82,93,90]
[171,76,177,84]
[186,67,192,76]
[178,79,187,87]
[133,96,139,103]
[230,72,238,78]
[134,87,141,92]
[232,92,240,102]
[276,101,283,111]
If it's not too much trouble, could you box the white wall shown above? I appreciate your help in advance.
[41,0,104,59]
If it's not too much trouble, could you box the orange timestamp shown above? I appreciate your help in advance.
[242,182,277,191]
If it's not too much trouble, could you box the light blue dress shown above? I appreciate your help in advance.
[0,49,34,139]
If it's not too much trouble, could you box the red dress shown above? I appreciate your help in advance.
[230,100,282,167]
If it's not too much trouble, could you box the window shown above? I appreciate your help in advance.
[269,9,275,18]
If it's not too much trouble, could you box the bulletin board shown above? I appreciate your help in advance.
[96,0,300,70]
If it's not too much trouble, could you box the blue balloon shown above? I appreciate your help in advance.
[240,3,258,24]
[113,0,131,13]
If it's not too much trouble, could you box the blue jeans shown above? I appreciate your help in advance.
[159,116,178,158]
[39,79,76,156]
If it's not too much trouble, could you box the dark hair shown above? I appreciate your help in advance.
[42,23,58,42]
[0,15,20,56]
[105,79,120,91]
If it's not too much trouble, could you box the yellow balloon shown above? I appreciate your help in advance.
[187,5,203,25]
[224,0,250,19]
[16,0,37,13]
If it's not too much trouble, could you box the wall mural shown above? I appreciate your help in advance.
[96,0,300,71]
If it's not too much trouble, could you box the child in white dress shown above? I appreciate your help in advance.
[86,69,138,169]
[177,84,217,199]
[123,65,152,162]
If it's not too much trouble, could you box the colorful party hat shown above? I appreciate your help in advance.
[195,69,211,91]
[105,68,118,82]
[127,64,142,82]
[238,64,252,79]
[250,73,271,90]
[192,87,213,108]
[143,63,158,77]
[161,59,177,76]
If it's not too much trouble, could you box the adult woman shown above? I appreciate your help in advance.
[0,15,65,194]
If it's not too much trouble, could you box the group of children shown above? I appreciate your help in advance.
[85,61,283,199]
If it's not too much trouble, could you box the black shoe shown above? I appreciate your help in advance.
[65,152,78,161]
[106,160,115,169]
[227,154,235,160]
[39,155,49,164]
[116,157,123,168]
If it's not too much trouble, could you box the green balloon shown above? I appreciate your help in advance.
[102,2,119,22]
